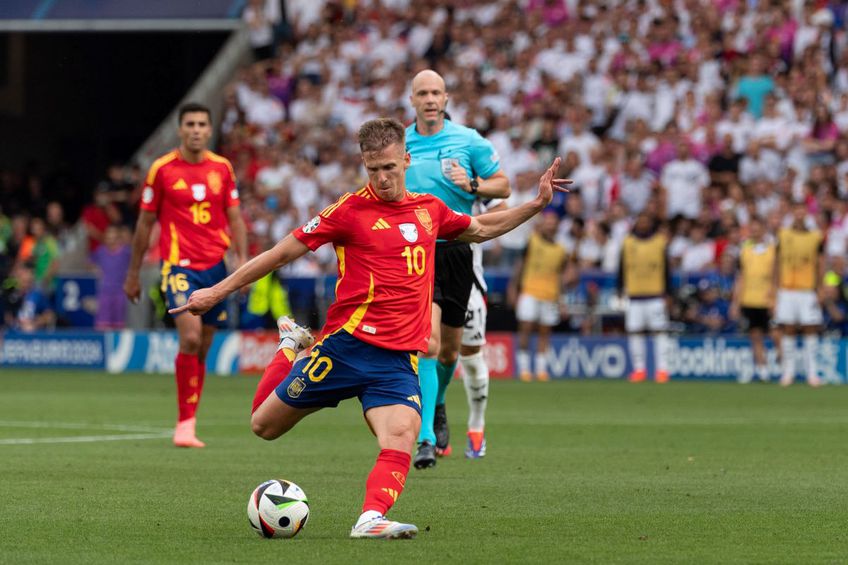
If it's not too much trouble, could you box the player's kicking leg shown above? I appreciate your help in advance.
[251,316,315,414]
[251,318,319,438]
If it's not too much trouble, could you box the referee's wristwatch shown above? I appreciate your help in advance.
[469,178,479,194]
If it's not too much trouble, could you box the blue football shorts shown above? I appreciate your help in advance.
[161,260,228,327]
[275,330,422,415]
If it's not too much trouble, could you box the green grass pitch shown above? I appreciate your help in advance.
[2,371,848,564]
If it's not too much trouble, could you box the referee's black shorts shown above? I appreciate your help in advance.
[433,240,475,328]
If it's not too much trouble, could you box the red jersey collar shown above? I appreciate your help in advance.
[174,148,209,164]
[362,183,413,202]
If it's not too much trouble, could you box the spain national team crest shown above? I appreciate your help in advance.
[287,377,306,398]
[191,184,206,202]
[415,208,433,234]
[399,223,418,243]
[207,171,223,195]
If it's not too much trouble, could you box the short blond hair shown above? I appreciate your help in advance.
[358,118,406,154]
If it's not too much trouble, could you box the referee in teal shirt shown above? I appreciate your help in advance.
[405,70,510,469]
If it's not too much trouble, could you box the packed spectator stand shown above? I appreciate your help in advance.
[3,0,848,336]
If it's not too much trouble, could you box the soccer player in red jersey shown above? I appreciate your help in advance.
[124,102,247,448]
[171,118,569,538]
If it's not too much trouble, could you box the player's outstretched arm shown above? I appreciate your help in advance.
[458,158,570,244]
[124,210,158,304]
[226,205,249,268]
[169,234,310,316]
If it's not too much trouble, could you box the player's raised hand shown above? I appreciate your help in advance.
[536,157,572,207]
[168,287,222,316]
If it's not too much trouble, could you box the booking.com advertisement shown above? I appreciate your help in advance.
[1,330,846,384]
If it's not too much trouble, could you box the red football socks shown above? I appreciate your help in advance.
[197,360,206,401]
[252,348,295,414]
[362,449,411,515]
[175,352,202,422]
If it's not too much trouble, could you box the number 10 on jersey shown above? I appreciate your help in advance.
[402,245,425,275]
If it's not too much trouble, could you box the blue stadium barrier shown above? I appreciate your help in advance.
[105,330,240,375]
[533,334,846,384]
[2,330,844,384]
[0,330,106,368]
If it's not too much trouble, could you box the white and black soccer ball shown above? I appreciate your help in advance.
[247,479,310,539]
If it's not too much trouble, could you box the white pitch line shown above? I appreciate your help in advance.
[0,421,169,433]
[0,420,172,446]
[0,433,171,446]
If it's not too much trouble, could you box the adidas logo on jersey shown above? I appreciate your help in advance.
[371,218,390,230]
[172,178,188,190]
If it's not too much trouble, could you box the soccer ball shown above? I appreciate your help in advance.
[247,479,310,539]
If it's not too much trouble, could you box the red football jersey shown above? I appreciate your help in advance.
[140,149,240,270]
[293,185,472,352]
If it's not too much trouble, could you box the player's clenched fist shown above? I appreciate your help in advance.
[123,274,141,304]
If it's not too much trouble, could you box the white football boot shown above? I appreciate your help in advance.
[276,316,315,354]
[350,516,418,539]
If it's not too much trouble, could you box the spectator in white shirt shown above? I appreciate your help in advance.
[500,129,539,187]
[752,179,782,219]
[571,146,608,220]
[680,223,716,272]
[558,109,601,169]
[244,81,285,131]
[739,139,780,185]
[619,151,655,215]
[288,158,320,218]
[716,98,754,153]
[576,221,604,269]
[289,80,330,127]
[661,143,710,220]
[752,95,795,170]
[255,148,294,198]
[243,0,280,61]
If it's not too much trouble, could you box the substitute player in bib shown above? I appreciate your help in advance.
[458,198,505,459]
[124,102,247,448]
[405,69,511,468]
[775,201,825,387]
[619,213,671,383]
[509,209,568,381]
[171,118,570,539]
[730,217,776,383]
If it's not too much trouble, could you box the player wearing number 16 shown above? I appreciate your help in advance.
[123,102,248,448]
[169,118,570,538]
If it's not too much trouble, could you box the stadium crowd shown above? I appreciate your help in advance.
[4,0,848,336]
